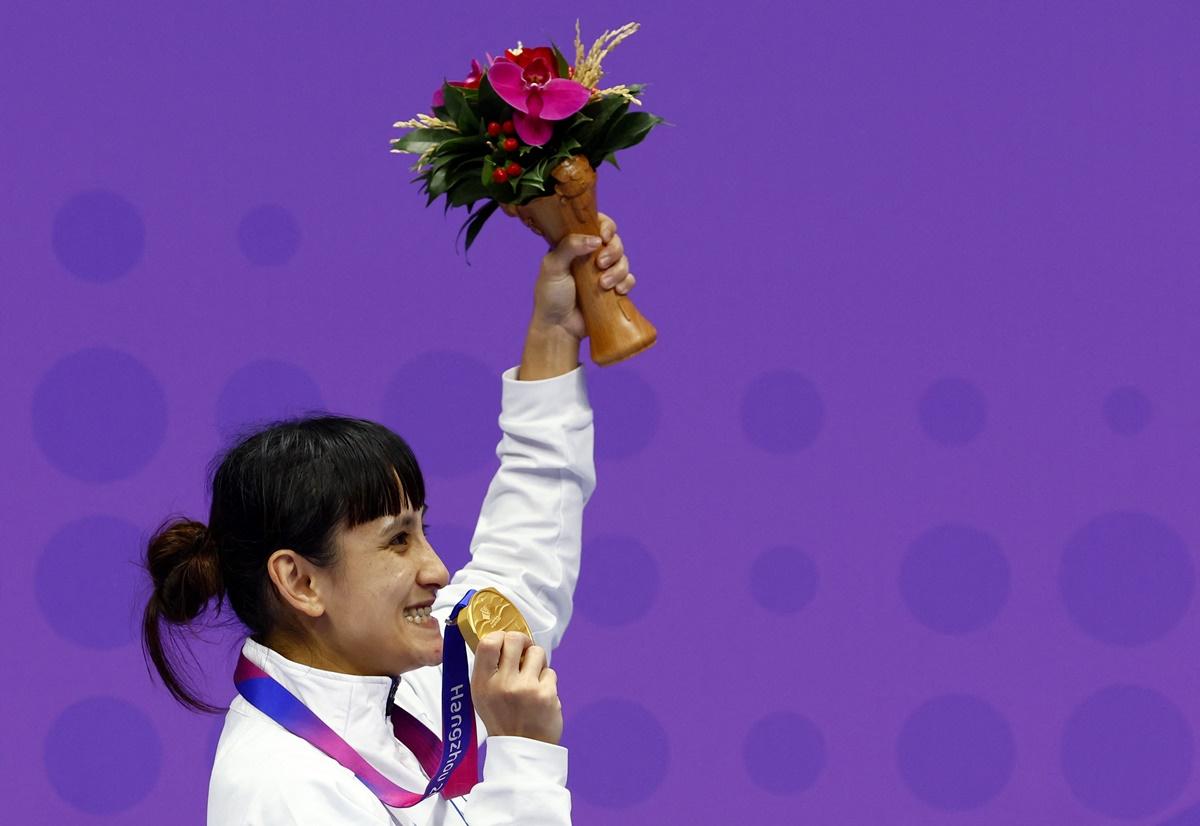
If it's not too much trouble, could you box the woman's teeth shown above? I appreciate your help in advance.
[404,606,433,623]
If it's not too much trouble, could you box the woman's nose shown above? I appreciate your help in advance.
[420,545,450,587]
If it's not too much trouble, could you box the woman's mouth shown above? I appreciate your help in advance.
[403,605,437,628]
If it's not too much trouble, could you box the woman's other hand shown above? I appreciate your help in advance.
[471,631,563,746]
[529,212,636,341]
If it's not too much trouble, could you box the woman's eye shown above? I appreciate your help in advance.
[389,523,431,548]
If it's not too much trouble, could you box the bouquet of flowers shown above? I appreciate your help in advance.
[390,21,665,365]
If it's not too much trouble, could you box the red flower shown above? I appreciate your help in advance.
[431,59,483,109]
[503,46,561,81]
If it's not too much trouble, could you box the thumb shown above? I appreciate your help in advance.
[542,233,602,276]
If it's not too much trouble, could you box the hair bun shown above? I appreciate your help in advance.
[145,517,223,623]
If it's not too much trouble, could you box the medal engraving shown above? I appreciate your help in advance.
[455,587,532,651]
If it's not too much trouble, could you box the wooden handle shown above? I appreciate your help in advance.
[508,156,657,366]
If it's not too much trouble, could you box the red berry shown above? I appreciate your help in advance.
[506,162,522,177]
[491,168,509,184]
[486,121,501,137]
[502,137,519,152]
[502,119,514,135]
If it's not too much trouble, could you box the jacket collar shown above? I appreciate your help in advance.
[240,637,431,789]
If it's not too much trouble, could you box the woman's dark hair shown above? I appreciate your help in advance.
[141,414,426,713]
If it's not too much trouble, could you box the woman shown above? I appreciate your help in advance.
[141,215,637,825]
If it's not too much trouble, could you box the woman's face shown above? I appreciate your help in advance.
[315,500,451,676]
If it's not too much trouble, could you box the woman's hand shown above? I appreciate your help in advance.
[471,631,563,746]
[526,212,637,342]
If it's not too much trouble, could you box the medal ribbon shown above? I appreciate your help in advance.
[234,589,480,807]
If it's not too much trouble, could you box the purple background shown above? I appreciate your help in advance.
[4,1,1199,822]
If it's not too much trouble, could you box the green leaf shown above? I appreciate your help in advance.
[442,84,480,134]
[428,166,450,197]
[603,112,663,152]
[518,161,546,189]
[569,95,628,149]
[431,135,486,159]
[458,199,501,255]
[477,73,509,121]
[391,127,456,154]
[436,156,485,185]
[448,177,488,207]
[603,152,620,169]
[549,42,572,79]
[517,174,552,199]
[480,155,496,187]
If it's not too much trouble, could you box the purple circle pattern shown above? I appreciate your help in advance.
[1061,684,1193,819]
[1103,385,1153,436]
[743,711,826,795]
[574,534,660,626]
[749,545,819,615]
[1059,511,1194,646]
[215,359,325,441]
[897,694,1015,810]
[740,369,825,454]
[32,347,168,482]
[237,203,301,266]
[900,524,1010,634]
[588,367,660,460]
[381,351,497,477]
[51,188,145,282]
[35,515,145,649]
[44,696,162,814]
[918,377,987,445]
[564,698,669,807]
[1159,802,1200,826]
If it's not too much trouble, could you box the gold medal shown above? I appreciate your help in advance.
[455,587,532,652]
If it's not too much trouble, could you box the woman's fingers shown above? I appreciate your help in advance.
[475,631,505,673]
[597,212,616,242]
[520,643,547,679]
[613,273,636,294]
[597,233,624,268]
[542,234,602,280]
[496,631,534,676]
[600,258,633,290]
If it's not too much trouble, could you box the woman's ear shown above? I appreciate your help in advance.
[266,549,326,618]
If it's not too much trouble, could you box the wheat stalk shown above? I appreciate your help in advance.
[590,84,643,106]
[572,20,640,90]
[392,113,460,132]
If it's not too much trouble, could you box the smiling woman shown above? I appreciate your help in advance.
[140,211,634,825]
[142,385,592,825]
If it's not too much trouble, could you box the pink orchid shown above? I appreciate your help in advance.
[486,55,590,146]
[431,59,483,110]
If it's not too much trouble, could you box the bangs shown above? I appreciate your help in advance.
[323,419,426,529]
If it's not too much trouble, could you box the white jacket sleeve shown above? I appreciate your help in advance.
[461,736,572,825]
[437,363,595,656]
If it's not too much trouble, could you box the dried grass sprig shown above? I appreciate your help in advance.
[573,20,640,90]
[391,114,460,131]
[590,84,643,106]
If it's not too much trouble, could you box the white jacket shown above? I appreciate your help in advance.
[207,363,595,825]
